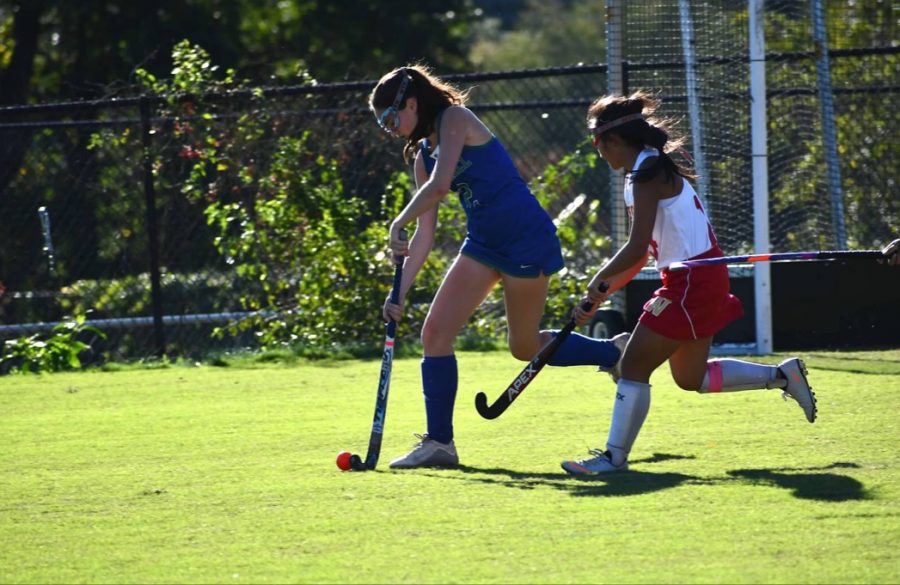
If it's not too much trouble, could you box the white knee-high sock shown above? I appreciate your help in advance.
[698,359,787,393]
[606,379,651,466]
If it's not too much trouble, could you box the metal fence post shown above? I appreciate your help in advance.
[139,95,166,359]
[812,0,847,249]
[749,0,773,354]
[678,0,710,213]
[606,0,628,320]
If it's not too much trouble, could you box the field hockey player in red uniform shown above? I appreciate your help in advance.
[561,91,818,475]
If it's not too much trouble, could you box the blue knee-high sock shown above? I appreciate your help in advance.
[422,355,458,444]
[546,331,620,367]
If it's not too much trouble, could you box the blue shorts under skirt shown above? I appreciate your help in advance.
[460,230,564,278]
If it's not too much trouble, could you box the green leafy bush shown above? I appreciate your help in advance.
[1,316,107,374]
[84,41,616,359]
[58,271,242,318]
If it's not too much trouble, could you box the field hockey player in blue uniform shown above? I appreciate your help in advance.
[369,65,627,469]
[562,91,819,475]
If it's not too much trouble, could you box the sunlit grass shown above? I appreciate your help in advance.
[1,349,898,583]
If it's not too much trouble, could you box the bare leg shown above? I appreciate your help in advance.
[669,339,786,393]
[421,254,500,357]
[667,336,714,390]
[500,271,550,361]
[619,323,684,383]
[403,255,500,456]
[667,335,815,422]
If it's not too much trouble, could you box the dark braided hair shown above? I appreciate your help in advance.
[369,64,470,164]
[587,91,695,184]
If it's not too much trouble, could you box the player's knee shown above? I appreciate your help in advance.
[420,318,451,353]
[509,344,533,361]
[419,317,457,355]
[507,334,541,361]
[672,372,703,392]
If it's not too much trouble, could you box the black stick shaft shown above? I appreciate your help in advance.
[475,285,608,420]
[355,230,406,471]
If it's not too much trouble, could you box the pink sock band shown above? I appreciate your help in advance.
[707,361,724,393]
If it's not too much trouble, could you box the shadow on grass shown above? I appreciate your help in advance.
[726,462,872,502]
[426,457,871,501]
[437,453,700,497]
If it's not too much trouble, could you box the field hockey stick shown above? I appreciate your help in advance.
[474,283,609,420]
[350,230,407,471]
[668,249,883,271]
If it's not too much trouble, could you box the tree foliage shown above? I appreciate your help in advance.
[0,0,477,103]
[0,2,895,360]
[469,0,605,70]
[76,41,609,352]
[763,0,898,249]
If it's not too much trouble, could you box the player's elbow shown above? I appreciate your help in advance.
[430,181,451,199]
[622,241,650,265]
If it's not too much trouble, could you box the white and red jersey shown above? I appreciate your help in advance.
[624,147,717,270]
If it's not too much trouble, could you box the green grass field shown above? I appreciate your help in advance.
[2,349,899,584]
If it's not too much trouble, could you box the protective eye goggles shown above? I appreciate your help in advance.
[376,74,411,133]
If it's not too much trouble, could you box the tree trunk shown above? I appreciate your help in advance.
[0,1,46,198]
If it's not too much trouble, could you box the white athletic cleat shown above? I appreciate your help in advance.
[599,332,630,382]
[778,358,817,423]
[561,449,628,475]
[389,434,459,469]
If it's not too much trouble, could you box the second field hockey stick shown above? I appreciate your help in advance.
[349,230,406,471]
[668,249,883,271]
[474,283,609,420]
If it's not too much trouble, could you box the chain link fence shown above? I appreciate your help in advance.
[0,66,617,363]
[0,13,896,364]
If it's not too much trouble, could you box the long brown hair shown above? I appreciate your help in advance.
[369,64,469,163]
[587,90,695,183]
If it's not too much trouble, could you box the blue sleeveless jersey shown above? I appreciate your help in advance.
[420,132,563,278]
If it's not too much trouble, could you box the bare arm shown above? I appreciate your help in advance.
[601,250,651,294]
[383,153,439,322]
[574,178,659,326]
[389,106,470,253]
[398,154,438,299]
[590,179,658,287]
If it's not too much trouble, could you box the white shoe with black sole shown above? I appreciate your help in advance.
[389,434,459,469]
[561,449,628,475]
[778,358,817,423]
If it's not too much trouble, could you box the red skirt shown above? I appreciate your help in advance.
[638,247,744,340]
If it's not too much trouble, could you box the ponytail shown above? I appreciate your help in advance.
[587,91,695,183]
